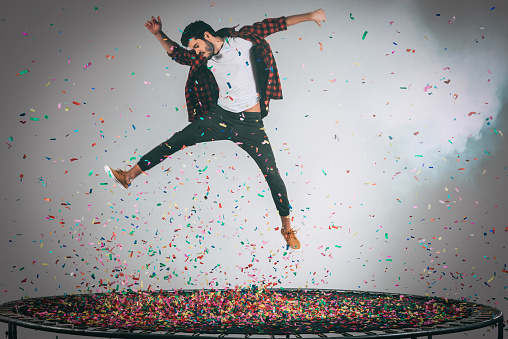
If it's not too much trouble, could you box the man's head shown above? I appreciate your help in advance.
[181,20,221,60]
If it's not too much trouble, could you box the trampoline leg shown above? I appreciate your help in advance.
[7,323,17,339]
[498,315,504,339]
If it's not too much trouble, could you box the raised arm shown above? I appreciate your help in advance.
[145,16,178,55]
[286,8,326,27]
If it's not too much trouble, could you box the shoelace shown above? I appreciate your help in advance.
[283,228,299,239]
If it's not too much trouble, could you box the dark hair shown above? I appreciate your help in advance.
[181,20,216,47]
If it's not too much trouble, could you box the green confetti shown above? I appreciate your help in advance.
[258,193,264,197]
[30,117,39,121]
[362,31,368,40]
[400,87,407,89]
[385,233,388,239]
[100,183,108,185]
[415,155,423,157]
[88,170,93,176]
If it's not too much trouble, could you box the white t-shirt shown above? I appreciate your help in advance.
[207,37,260,113]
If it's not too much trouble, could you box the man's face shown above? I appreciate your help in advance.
[188,37,214,60]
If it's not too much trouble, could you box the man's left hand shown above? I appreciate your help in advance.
[312,8,326,27]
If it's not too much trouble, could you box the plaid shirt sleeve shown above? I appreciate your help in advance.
[237,16,287,38]
[166,44,218,122]
[167,44,200,66]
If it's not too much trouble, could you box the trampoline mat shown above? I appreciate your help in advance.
[11,288,479,334]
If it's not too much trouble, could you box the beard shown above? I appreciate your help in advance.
[204,40,215,60]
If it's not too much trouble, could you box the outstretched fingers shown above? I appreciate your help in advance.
[145,15,162,33]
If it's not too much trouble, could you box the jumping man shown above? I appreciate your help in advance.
[105,9,327,251]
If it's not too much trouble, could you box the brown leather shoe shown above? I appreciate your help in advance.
[104,165,129,190]
[281,228,301,251]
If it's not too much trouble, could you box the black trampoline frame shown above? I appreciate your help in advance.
[0,289,504,339]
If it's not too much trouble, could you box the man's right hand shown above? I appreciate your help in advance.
[145,16,162,35]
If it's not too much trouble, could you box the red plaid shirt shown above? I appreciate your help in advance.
[169,17,287,122]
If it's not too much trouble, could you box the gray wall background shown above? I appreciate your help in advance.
[1,1,507,338]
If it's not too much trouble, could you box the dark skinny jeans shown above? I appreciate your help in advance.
[137,104,291,216]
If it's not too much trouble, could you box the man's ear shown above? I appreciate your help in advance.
[203,31,212,41]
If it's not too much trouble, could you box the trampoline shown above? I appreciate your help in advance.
[0,288,504,339]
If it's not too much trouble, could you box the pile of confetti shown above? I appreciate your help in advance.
[15,288,474,334]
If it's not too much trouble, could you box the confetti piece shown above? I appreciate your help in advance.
[362,31,368,40]
[350,13,354,20]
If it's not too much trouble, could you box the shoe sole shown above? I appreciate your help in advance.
[104,165,127,190]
